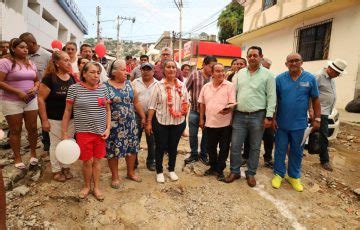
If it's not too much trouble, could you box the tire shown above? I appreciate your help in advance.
[345,99,360,113]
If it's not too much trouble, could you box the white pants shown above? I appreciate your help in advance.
[49,119,75,173]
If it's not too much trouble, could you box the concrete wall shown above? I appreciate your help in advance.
[243,0,328,33]
[0,0,85,49]
[241,6,360,109]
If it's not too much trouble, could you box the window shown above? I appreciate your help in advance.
[263,0,277,10]
[296,20,332,62]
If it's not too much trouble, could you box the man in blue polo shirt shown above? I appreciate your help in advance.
[272,53,321,192]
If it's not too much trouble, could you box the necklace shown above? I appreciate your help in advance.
[164,79,188,118]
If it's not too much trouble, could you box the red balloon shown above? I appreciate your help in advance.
[51,40,62,50]
[94,44,106,58]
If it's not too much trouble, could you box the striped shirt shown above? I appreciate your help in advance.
[148,79,189,125]
[66,83,109,135]
[186,70,211,113]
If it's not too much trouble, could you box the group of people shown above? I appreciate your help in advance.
[0,33,347,202]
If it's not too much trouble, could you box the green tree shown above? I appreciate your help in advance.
[217,2,244,43]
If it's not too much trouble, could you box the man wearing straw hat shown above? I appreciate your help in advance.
[313,58,348,172]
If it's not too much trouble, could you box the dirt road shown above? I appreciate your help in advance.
[3,122,360,229]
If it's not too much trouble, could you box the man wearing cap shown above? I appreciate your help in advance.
[130,55,149,81]
[313,58,347,171]
[132,62,158,171]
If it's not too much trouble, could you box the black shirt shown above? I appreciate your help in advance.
[42,74,76,120]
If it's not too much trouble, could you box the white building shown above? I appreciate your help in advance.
[0,0,88,49]
[229,0,360,109]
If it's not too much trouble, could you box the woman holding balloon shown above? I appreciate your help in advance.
[38,51,76,182]
[62,62,111,201]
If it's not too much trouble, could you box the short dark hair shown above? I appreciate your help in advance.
[203,56,217,65]
[125,55,132,60]
[247,46,263,56]
[181,64,190,71]
[19,32,36,42]
[80,43,92,52]
[140,54,149,60]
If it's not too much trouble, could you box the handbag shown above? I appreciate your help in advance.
[307,131,321,154]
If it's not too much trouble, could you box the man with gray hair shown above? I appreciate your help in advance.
[154,47,183,81]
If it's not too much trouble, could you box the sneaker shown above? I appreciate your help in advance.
[321,162,333,172]
[169,171,179,181]
[264,161,274,169]
[285,175,303,192]
[156,173,165,183]
[199,156,209,166]
[184,155,198,164]
[271,174,283,189]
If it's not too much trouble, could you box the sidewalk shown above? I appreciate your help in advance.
[337,108,360,123]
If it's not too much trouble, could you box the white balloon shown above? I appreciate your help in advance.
[0,129,4,140]
[55,139,80,164]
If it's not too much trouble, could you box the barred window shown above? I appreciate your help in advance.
[263,0,277,10]
[296,20,332,62]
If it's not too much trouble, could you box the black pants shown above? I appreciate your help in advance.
[319,115,329,164]
[153,117,186,173]
[135,114,155,165]
[206,126,232,173]
[243,127,274,162]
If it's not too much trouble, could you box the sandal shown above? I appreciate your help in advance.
[29,157,39,166]
[53,172,66,182]
[14,162,26,170]
[62,168,73,180]
[126,175,142,183]
[93,191,105,202]
[78,188,90,199]
[110,181,121,189]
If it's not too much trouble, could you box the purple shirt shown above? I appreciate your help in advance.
[0,58,37,101]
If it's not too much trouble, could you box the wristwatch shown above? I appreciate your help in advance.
[266,117,273,121]
[315,117,321,122]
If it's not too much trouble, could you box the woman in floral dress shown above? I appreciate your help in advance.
[105,59,146,189]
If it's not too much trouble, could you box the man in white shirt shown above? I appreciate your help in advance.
[132,63,158,171]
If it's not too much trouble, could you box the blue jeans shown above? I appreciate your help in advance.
[230,110,265,176]
[188,110,207,159]
[135,114,155,165]
[273,128,305,179]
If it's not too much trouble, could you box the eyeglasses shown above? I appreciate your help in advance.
[287,59,302,64]
[161,53,171,56]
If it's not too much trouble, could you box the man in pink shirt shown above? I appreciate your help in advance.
[198,63,236,181]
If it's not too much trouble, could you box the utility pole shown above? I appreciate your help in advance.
[115,16,136,58]
[96,6,101,43]
[174,0,183,65]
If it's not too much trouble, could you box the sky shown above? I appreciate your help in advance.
[75,0,232,43]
